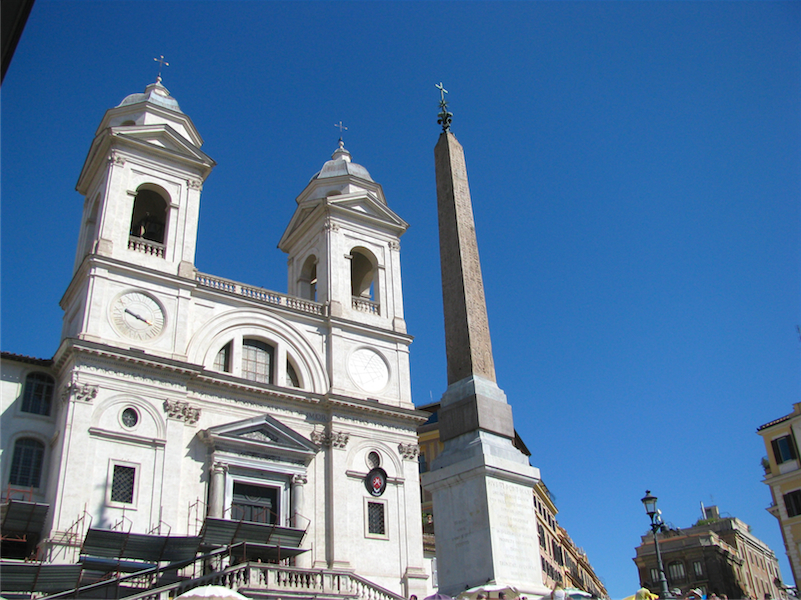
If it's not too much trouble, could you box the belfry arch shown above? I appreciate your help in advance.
[350,247,377,301]
[130,185,169,245]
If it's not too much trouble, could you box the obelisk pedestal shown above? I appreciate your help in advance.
[422,123,547,597]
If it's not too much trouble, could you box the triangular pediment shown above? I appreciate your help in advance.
[114,124,212,164]
[329,193,405,226]
[202,414,318,462]
[278,192,408,250]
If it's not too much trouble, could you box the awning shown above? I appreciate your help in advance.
[227,541,308,562]
[81,527,201,562]
[200,517,306,549]
[0,499,49,536]
[0,561,82,592]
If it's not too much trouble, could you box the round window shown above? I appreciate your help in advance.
[367,451,381,469]
[121,407,139,428]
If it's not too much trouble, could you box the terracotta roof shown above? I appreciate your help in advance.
[0,351,54,367]
[757,413,794,432]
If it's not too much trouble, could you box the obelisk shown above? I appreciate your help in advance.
[422,85,547,597]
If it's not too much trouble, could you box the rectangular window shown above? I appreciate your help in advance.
[242,339,273,383]
[9,438,45,488]
[231,482,278,524]
[21,373,54,416]
[650,568,660,583]
[693,561,703,577]
[365,500,387,538]
[668,561,686,581]
[111,465,136,504]
[784,490,801,518]
[772,435,798,464]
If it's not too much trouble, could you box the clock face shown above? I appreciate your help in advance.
[110,291,165,341]
[348,348,389,393]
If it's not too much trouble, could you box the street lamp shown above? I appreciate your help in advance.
[641,490,672,599]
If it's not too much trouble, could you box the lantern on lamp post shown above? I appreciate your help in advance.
[641,490,672,599]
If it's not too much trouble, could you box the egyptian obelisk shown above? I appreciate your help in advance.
[422,85,547,597]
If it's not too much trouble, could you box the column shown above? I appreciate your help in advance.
[208,462,227,518]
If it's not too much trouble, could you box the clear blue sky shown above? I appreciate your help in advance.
[2,2,799,598]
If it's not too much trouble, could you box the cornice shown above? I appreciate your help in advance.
[60,254,198,310]
[53,338,201,378]
[52,340,423,426]
[322,393,429,425]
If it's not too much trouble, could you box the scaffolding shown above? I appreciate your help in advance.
[1,512,309,598]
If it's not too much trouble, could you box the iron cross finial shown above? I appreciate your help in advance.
[153,55,169,82]
[436,82,452,132]
[334,121,348,136]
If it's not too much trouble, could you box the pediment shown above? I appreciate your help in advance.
[278,193,408,250]
[114,124,212,164]
[328,194,407,228]
[202,414,318,462]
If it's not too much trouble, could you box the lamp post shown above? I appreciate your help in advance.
[642,490,672,599]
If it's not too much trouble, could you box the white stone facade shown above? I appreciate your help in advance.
[1,80,428,597]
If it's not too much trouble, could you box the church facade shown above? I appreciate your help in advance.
[1,79,429,596]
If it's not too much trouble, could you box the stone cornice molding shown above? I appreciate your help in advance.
[88,426,166,448]
[163,399,201,424]
[322,394,429,425]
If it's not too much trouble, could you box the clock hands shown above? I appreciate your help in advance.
[125,308,153,326]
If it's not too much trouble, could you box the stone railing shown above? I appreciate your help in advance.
[124,563,404,600]
[129,236,165,258]
[352,296,380,315]
[196,272,324,316]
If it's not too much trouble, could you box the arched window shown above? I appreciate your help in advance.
[130,187,168,245]
[350,249,375,299]
[210,338,304,388]
[79,194,101,261]
[286,358,300,388]
[242,339,273,384]
[299,255,317,301]
[214,342,232,373]
[9,438,45,488]
[21,373,54,416]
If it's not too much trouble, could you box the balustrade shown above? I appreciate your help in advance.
[128,236,165,258]
[352,296,380,315]
[121,563,403,600]
[195,272,324,316]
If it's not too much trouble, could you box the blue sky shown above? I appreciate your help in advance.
[1,1,799,598]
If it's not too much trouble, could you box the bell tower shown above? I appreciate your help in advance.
[279,141,408,334]
[279,141,413,406]
[62,79,215,352]
[73,78,214,278]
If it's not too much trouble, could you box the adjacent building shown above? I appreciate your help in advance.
[633,506,786,599]
[758,402,801,590]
